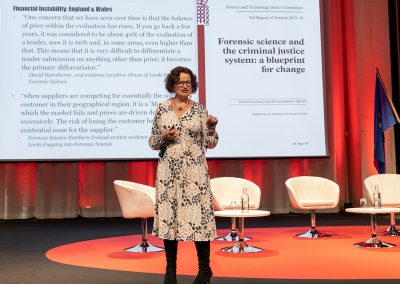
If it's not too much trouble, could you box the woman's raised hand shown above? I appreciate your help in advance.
[206,115,218,130]
[162,125,179,140]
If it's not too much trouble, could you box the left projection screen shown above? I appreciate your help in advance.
[0,0,198,160]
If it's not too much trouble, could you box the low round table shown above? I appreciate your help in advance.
[214,209,270,253]
[345,207,400,248]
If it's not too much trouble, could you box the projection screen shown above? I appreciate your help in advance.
[0,0,327,160]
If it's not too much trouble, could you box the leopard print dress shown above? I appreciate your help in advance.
[149,99,218,241]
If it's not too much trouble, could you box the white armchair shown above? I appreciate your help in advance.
[210,177,261,241]
[285,176,340,238]
[113,180,164,252]
[364,174,400,236]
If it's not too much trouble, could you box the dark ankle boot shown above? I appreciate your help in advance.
[193,241,212,284]
[163,239,178,284]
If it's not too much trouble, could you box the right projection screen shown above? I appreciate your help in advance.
[203,0,327,158]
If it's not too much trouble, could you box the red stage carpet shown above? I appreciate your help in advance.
[46,226,400,280]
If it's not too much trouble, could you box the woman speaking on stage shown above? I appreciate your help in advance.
[149,66,218,284]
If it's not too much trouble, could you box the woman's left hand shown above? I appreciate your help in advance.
[206,115,218,129]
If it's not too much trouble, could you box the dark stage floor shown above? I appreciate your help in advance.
[0,213,398,284]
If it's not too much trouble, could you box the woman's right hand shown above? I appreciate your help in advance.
[162,127,179,140]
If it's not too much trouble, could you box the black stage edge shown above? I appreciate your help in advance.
[0,213,398,284]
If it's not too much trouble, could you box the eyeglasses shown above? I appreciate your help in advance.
[176,81,192,87]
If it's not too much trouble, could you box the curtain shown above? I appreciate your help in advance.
[0,0,395,219]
